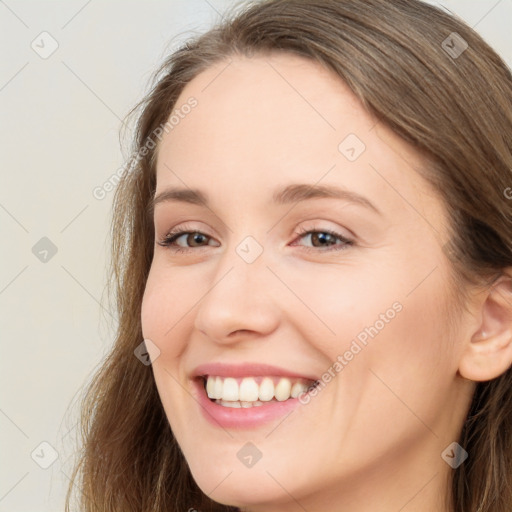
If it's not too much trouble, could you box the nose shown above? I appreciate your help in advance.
[193,249,281,345]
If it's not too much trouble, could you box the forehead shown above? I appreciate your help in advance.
[154,53,445,232]
[157,53,374,167]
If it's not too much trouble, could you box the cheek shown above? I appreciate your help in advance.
[140,264,188,357]
[364,279,455,383]
[140,275,163,344]
[357,280,458,430]
[140,268,193,434]
[271,258,402,360]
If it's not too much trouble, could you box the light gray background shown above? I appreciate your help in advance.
[1,1,511,510]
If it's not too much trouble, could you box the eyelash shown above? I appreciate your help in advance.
[156,223,354,254]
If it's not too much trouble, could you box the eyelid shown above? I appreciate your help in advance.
[156,221,218,250]
[156,221,214,241]
[156,221,355,253]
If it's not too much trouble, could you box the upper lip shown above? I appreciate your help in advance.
[191,362,318,382]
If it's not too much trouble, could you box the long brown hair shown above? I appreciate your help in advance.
[65,1,512,510]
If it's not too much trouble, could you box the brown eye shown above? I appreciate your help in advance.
[292,228,354,252]
[158,231,212,250]
[183,232,209,247]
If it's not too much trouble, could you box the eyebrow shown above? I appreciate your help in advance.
[150,183,381,215]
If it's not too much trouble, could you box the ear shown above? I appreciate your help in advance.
[458,274,512,382]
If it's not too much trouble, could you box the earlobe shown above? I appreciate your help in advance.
[458,274,512,382]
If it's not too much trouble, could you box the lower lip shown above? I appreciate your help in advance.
[192,378,306,429]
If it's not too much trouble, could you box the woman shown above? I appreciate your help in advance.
[65,1,512,511]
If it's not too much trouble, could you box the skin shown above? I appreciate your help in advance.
[140,53,512,512]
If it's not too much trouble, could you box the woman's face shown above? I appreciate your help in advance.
[141,53,474,510]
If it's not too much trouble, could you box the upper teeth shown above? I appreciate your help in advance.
[205,376,312,402]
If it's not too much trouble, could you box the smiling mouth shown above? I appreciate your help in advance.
[201,375,319,408]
